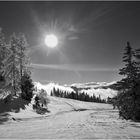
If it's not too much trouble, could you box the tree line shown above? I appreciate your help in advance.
[50,87,106,103]
[0,28,34,101]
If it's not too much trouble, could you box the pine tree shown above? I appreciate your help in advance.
[119,42,138,89]
[117,42,140,121]
[21,72,34,101]
[17,33,29,92]
[3,33,30,95]
[134,48,140,78]
[53,88,56,96]
[0,28,7,82]
[50,90,53,96]
[3,33,20,95]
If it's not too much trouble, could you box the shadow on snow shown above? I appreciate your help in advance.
[0,96,30,124]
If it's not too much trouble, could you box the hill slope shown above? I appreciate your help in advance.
[0,96,140,139]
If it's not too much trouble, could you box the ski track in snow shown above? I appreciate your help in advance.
[0,96,140,139]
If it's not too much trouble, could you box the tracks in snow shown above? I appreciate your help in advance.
[1,97,140,139]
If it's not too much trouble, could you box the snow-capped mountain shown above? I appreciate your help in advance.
[34,81,118,100]
[69,81,118,100]
[34,82,75,95]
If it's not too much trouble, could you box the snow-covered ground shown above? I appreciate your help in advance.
[0,96,140,139]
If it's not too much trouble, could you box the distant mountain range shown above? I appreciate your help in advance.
[34,81,118,100]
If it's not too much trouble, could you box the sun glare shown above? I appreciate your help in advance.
[45,34,58,48]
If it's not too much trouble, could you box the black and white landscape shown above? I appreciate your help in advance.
[0,1,140,139]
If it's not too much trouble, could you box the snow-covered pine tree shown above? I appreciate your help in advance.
[17,33,29,92]
[3,33,20,95]
[0,28,6,82]
[3,33,30,96]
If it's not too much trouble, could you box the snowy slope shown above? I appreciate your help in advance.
[8,96,110,120]
[0,96,140,139]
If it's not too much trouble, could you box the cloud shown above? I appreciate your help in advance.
[30,63,118,72]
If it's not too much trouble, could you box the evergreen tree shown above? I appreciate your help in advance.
[117,81,140,121]
[53,87,56,96]
[3,33,20,95]
[50,90,53,96]
[21,72,34,101]
[0,28,7,82]
[56,88,58,96]
[17,33,29,91]
[119,42,138,89]
[3,33,30,95]
[117,42,140,121]
[134,48,140,78]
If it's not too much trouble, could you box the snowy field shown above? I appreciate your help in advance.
[0,96,140,139]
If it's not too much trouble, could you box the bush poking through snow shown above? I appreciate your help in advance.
[33,89,50,114]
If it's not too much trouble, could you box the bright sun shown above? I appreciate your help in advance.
[45,34,58,48]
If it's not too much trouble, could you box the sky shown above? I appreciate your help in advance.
[0,1,140,84]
